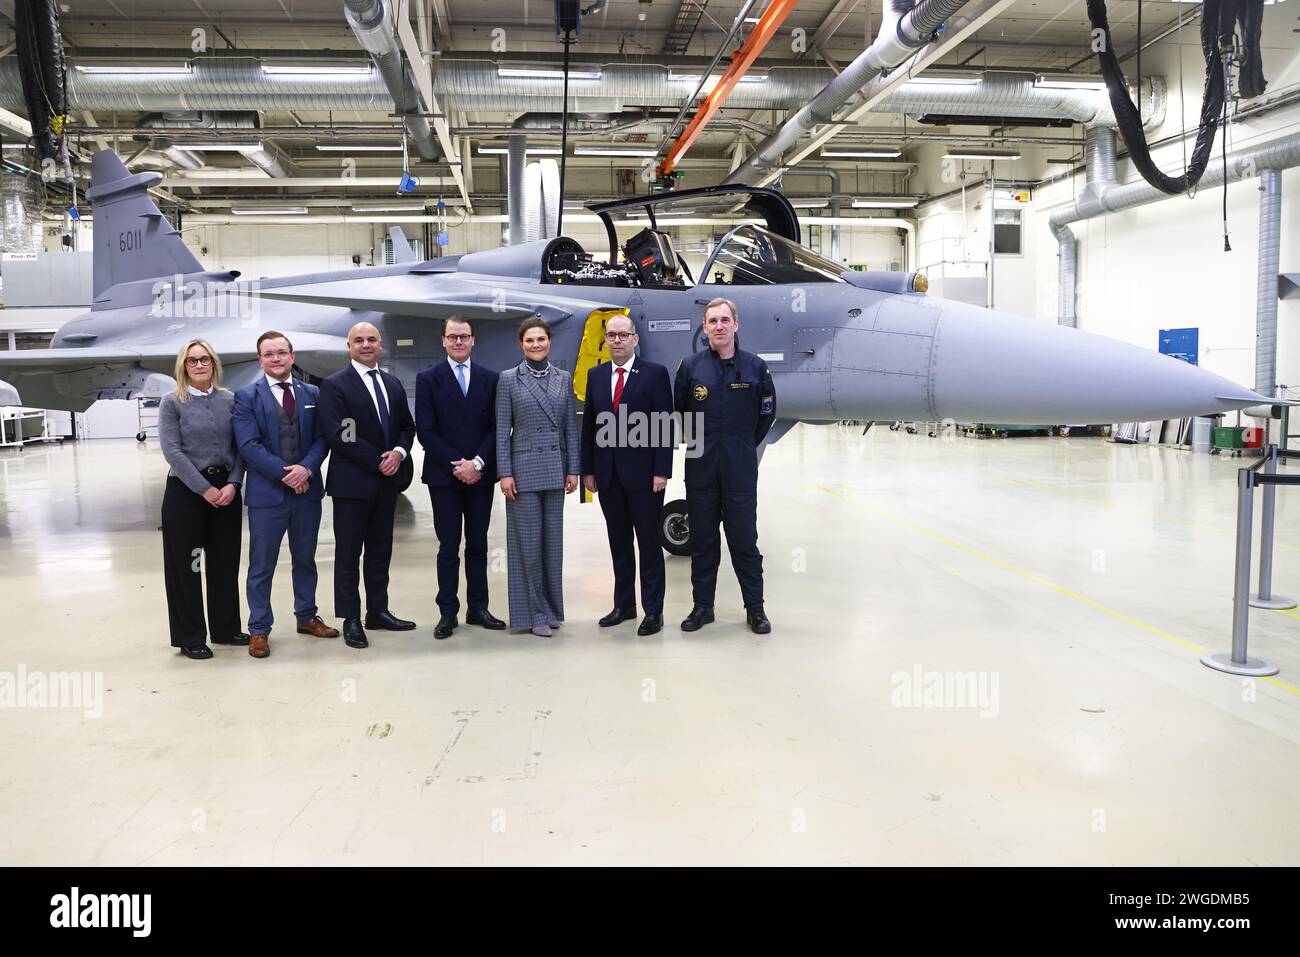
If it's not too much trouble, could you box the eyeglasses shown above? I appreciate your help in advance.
[605,332,634,342]
[260,351,291,360]
[184,356,213,367]
[444,334,473,343]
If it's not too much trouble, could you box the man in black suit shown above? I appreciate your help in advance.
[316,321,418,648]
[415,316,506,640]
[581,314,674,636]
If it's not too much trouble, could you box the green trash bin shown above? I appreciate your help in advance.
[1214,426,1246,449]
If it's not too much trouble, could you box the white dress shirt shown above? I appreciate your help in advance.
[351,359,407,458]
[610,356,635,397]
[185,384,214,397]
[265,373,294,410]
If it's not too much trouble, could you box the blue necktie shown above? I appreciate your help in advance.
[368,369,391,441]
[456,363,468,396]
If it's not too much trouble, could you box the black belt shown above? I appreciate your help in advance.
[201,465,230,477]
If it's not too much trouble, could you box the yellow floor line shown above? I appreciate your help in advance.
[814,482,1300,698]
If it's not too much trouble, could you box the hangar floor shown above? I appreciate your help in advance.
[1,423,1298,866]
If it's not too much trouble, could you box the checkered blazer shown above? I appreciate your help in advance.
[495,361,580,493]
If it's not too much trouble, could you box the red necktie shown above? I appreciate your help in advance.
[612,367,626,411]
[278,381,295,418]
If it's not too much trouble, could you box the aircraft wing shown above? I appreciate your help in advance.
[258,274,619,324]
[0,346,179,373]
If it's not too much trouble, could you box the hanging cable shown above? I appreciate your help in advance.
[556,28,574,237]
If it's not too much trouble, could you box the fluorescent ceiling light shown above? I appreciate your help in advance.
[948,148,1021,161]
[476,145,562,155]
[175,142,264,152]
[574,147,658,157]
[351,203,427,212]
[904,73,981,86]
[670,71,767,84]
[230,207,308,215]
[821,149,902,159]
[315,144,404,151]
[263,64,372,76]
[74,63,192,75]
[853,197,919,208]
[498,67,601,80]
[1034,73,1107,91]
[791,199,829,208]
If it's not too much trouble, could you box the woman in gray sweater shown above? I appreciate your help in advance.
[158,338,248,659]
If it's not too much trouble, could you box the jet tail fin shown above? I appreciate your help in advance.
[85,150,204,299]
[388,226,416,263]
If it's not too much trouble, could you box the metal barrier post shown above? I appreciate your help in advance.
[1202,466,1280,676]
[1251,443,1296,608]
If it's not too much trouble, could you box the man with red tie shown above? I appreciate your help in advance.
[580,314,674,636]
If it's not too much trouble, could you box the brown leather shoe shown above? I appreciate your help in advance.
[296,616,340,638]
[248,634,270,658]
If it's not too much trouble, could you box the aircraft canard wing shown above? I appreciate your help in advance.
[0,346,169,373]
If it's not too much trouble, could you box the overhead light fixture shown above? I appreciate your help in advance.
[852,196,919,208]
[948,148,1021,161]
[476,145,562,155]
[904,72,981,86]
[821,149,902,159]
[1034,73,1107,91]
[574,147,658,157]
[315,144,404,151]
[351,203,427,212]
[230,207,308,215]
[175,142,264,152]
[74,63,192,75]
[670,71,768,84]
[791,199,830,208]
[263,64,372,76]
[498,67,601,80]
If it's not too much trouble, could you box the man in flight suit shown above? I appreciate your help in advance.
[673,296,776,634]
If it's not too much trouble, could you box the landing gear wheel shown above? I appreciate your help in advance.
[660,498,690,556]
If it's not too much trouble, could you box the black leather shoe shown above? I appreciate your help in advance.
[180,644,213,659]
[212,632,250,646]
[746,607,772,635]
[365,610,416,631]
[599,607,638,627]
[343,618,369,648]
[466,609,506,630]
[680,606,714,632]
[637,614,663,636]
[434,614,457,639]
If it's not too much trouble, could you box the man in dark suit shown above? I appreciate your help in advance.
[581,313,674,636]
[316,321,418,648]
[233,331,338,658]
[415,316,506,640]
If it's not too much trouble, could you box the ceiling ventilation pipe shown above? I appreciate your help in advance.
[138,111,297,178]
[725,0,974,185]
[778,166,845,260]
[342,0,440,162]
[1048,132,1300,405]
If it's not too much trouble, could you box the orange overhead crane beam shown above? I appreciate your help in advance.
[661,0,801,175]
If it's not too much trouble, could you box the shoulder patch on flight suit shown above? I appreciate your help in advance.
[693,384,709,401]
[761,395,775,414]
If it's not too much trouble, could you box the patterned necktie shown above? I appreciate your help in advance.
[368,369,391,440]
[613,366,626,411]
[456,363,468,396]
[277,380,295,418]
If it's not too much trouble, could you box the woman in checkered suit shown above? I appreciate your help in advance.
[495,318,580,636]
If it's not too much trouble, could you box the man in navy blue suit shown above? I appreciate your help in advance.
[415,316,506,639]
[580,314,674,636]
[316,321,418,649]
[232,331,338,659]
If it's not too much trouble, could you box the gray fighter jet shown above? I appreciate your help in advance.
[0,150,1271,550]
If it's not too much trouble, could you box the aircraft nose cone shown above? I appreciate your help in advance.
[931,304,1269,424]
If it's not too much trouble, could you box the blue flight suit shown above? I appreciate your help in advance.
[673,346,777,610]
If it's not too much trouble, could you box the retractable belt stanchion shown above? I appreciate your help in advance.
[1202,445,1285,677]
[1251,443,1296,609]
